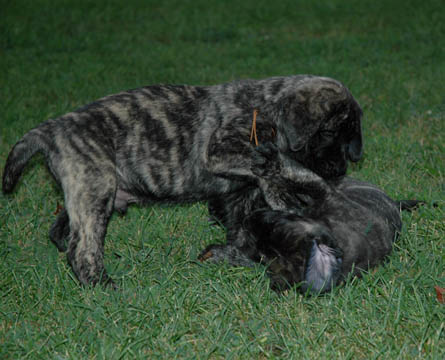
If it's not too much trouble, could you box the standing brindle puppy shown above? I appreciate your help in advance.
[2,75,362,287]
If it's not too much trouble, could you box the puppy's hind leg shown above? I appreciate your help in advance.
[62,168,117,288]
[49,209,70,252]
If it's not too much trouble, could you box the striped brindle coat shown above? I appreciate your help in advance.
[2,75,362,287]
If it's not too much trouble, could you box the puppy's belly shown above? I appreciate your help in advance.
[116,164,248,205]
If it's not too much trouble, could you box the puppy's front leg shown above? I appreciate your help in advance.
[198,242,257,267]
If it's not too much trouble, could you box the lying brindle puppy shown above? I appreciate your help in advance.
[203,144,421,293]
[2,75,362,287]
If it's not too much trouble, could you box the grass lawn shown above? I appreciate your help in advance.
[0,0,444,358]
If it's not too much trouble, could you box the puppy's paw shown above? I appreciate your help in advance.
[252,142,281,178]
[198,244,229,264]
[198,244,255,267]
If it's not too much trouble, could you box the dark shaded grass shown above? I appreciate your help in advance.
[1,0,444,358]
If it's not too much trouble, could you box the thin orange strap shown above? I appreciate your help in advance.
[250,109,259,146]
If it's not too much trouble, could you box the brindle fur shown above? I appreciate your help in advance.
[203,144,421,293]
[2,75,362,287]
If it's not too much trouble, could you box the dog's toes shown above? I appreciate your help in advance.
[198,244,234,264]
[92,274,118,290]
[198,250,214,262]
[198,244,222,262]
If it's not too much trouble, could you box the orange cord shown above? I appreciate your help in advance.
[250,109,259,146]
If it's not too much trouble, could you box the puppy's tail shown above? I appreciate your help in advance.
[2,123,53,194]
[397,200,425,212]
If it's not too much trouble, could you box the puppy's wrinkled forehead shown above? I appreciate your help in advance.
[285,77,361,130]
[299,78,363,142]
[320,94,362,131]
[300,77,355,116]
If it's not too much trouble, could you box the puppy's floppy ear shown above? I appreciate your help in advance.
[275,96,315,152]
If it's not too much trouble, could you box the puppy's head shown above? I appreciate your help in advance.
[275,76,363,179]
[245,209,343,293]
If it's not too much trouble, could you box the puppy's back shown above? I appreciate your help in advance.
[327,177,403,278]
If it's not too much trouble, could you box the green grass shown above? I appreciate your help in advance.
[1,0,444,358]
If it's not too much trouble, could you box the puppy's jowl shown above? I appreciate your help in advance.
[2,75,362,287]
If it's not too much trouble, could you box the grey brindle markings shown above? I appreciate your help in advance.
[2,75,363,287]
[205,144,422,293]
